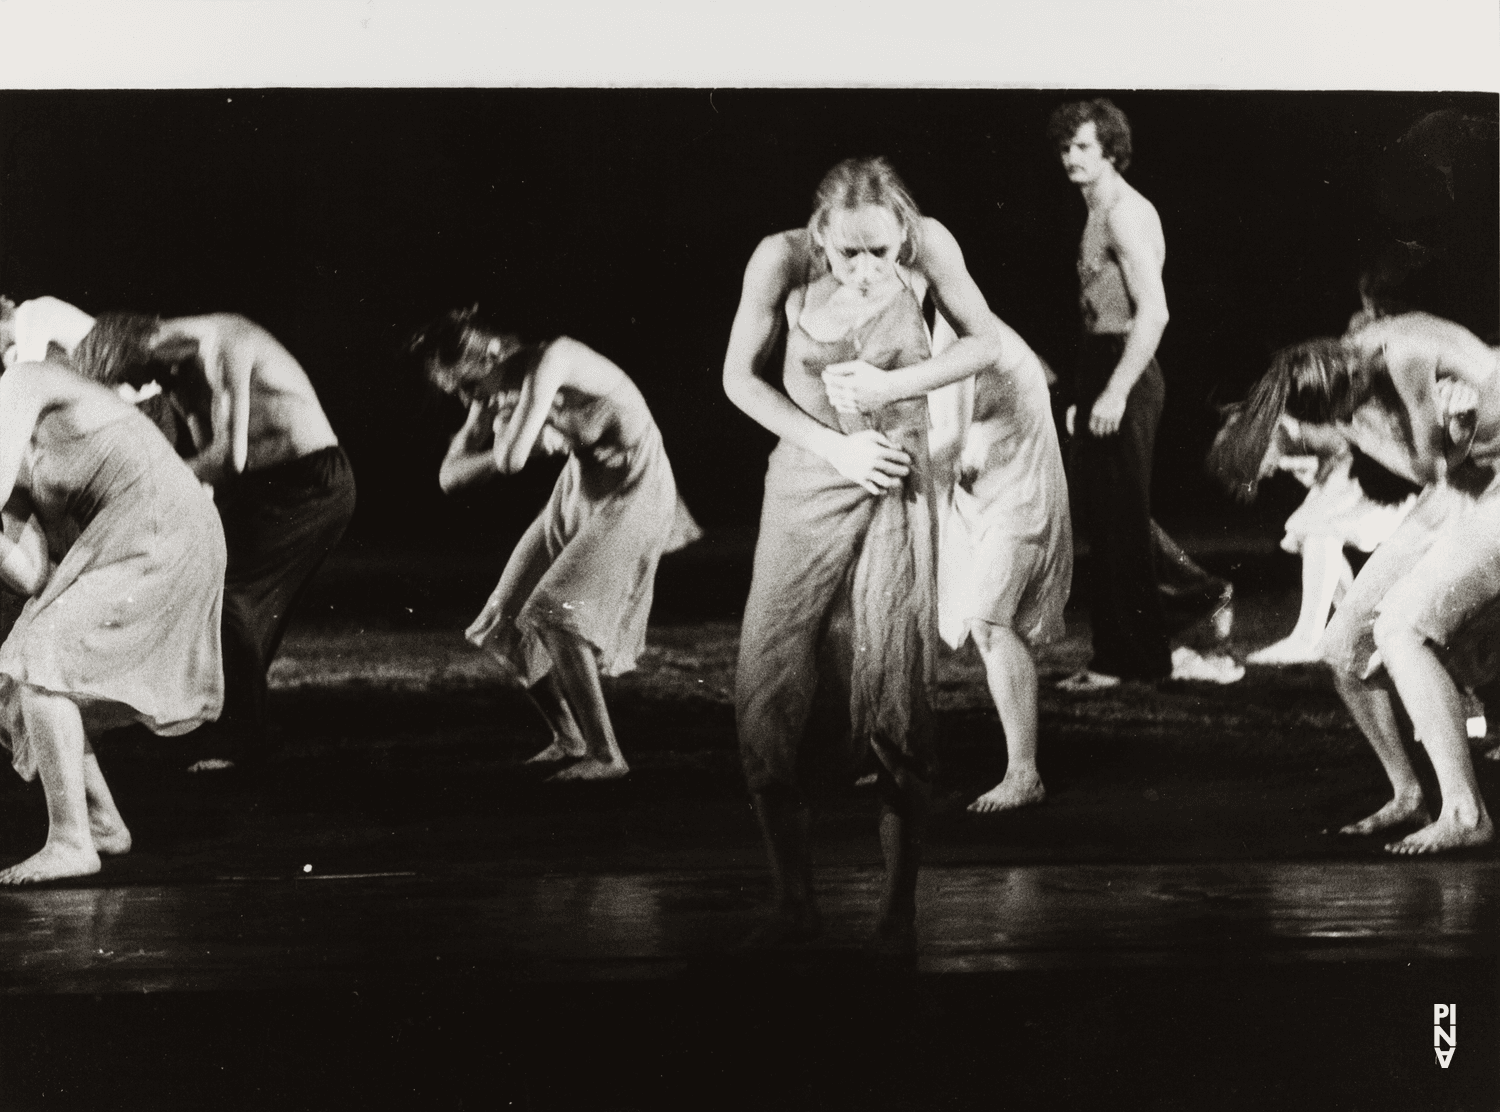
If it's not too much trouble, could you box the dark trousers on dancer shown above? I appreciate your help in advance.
[1070,335,1171,681]
[209,445,356,758]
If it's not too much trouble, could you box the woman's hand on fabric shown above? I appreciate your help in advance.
[827,429,911,496]
[822,360,890,415]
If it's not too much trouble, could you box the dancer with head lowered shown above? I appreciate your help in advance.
[412,308,699,782]
[1211,312,1498,853]
[0,324,225,884]
[724,156,1037,952]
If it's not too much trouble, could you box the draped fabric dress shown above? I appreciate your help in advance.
[465,344,700,685]
[0,404,226,779]
[737,275,939,792]
[931,344,1072,650]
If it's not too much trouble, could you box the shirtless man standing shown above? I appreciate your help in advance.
[153,314,355,768]
[1049,98,1174,691]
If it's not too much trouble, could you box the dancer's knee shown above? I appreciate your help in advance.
[1372,607,1428,664]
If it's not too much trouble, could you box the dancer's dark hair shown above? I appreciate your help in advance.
[1205,338,1379,501]
[407,306,531,402]
[71,312,215,456]
[1048,98,1134,172]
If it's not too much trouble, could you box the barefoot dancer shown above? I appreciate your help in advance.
[414,309,699,782]
[924,321,1073,815]
[0,357,224,884]
[1212,313,1498,854]
[725,157,1010,953]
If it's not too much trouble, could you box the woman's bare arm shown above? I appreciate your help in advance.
[0,491,50,597]
[438,399,500,493]
[723,234,911,496]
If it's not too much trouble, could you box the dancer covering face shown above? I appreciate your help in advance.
[1211,312,1498,854]
[724,156,1029,954]
[0,345,225,884]
[413,309,699,782]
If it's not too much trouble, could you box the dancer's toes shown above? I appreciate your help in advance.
[0,842,102,885]
[1056,670,1121,694]
[1339,794,1430,836]
[525,740,586,765]
[546,757,629,782]
[1170,647,1245,684]
[1385,812,1494,855]
[968,773,1046,814]
[187,758,236,773]
[741,906,822,950]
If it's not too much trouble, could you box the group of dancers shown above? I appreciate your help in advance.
[0,302,354,883]
[0,100,1494,958]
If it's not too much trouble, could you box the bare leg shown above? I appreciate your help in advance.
[1331,666,1431,835]
[870,776,928,956]
[1249,536,1350,665]
[742,787,821,947]
[968,623,1045,813]
[1374,615,1493,853]
[523,672,588,763]
[82,743,131,856]
[537,628,629,782]
[0,689,101,884]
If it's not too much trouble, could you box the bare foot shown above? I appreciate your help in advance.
[867,913,917,958]
[968,771,1046,814]
[0,840,102,885]
[1339,791,1430,836]
[741,905,822,949]
[547,757,629,782]
[1386,810,1494,855]
[1056,670,1121,694]
[90,814,132,857]
[1246,636,1322,666]
[187,758,236,773]
[525,740,586,764]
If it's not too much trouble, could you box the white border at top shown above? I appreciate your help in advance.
[0,0,1496,92]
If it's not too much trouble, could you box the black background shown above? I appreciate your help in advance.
[1,89,1494,555]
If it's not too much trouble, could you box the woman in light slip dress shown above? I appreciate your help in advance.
[926,313,1073,814]
[0,355,225,884]
[413,309,699,782]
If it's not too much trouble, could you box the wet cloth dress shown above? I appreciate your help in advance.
[0,404,226,780]
[465,347,700,686]
[933,349,1072,650]
[737,278,939,793]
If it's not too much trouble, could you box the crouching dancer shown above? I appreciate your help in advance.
[0,354,225,883]
[1212,312,1497,853]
